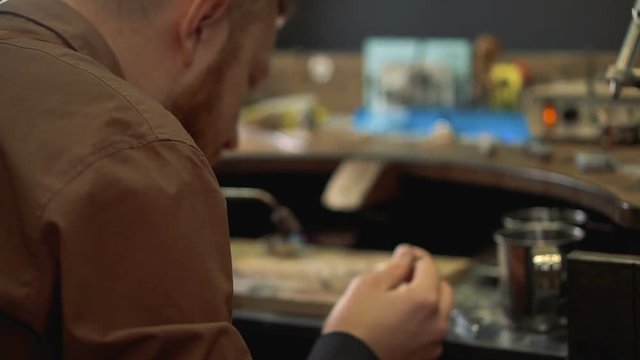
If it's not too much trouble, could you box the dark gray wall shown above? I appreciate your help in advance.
[277,0,633,51]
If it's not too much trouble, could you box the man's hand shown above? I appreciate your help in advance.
[323,244,454,360]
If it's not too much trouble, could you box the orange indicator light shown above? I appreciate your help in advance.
[542,106,558,127]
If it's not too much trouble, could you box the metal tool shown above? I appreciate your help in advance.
[221,187,306,257]
[607,0,640,99]
[574,152,617,173]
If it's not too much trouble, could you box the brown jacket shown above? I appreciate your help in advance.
[0,0,251,358]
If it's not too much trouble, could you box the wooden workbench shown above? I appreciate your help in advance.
[218,126,640,229]
[231,239,469,317]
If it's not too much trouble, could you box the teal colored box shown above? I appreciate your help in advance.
[364,37,473,108]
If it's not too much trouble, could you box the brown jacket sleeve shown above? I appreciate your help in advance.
[43,140,251,360]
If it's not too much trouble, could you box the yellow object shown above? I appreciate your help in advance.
[240,94,328,130]
[489,63,524,110]
[312,106,329,127]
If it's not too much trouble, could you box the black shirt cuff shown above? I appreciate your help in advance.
[307,332,379,360]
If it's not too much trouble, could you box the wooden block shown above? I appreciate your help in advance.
[321,159,398,212]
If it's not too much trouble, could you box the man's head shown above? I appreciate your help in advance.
[64,0,291,164]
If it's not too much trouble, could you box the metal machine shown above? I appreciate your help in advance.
[523,79,640,143]
[523,0,640,144]
[607,0,640,99]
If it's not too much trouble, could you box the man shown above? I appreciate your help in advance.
[0,0,453,359]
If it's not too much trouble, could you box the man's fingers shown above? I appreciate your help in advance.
[420,283,452,357]
[437,281,454,338]
[392,243,414,260]
[404,245,431,259]
[368,244,415,289]
[409,251,441,296]
[438,281,454,320]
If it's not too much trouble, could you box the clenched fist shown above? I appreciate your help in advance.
[323,244,454,360]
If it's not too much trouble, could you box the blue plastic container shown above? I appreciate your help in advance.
[353,107,530,145]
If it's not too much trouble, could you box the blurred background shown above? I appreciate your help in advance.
[276,0,629,51]
[219,1,640,359]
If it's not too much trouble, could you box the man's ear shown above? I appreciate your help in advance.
[179,0,230,66]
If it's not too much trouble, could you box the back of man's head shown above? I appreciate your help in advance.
[63,0,284,164]
[92,0,172,18]
[88,0,262,21]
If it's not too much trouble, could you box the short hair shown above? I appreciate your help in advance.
[93,0,259,20]
[93,0,171,18]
